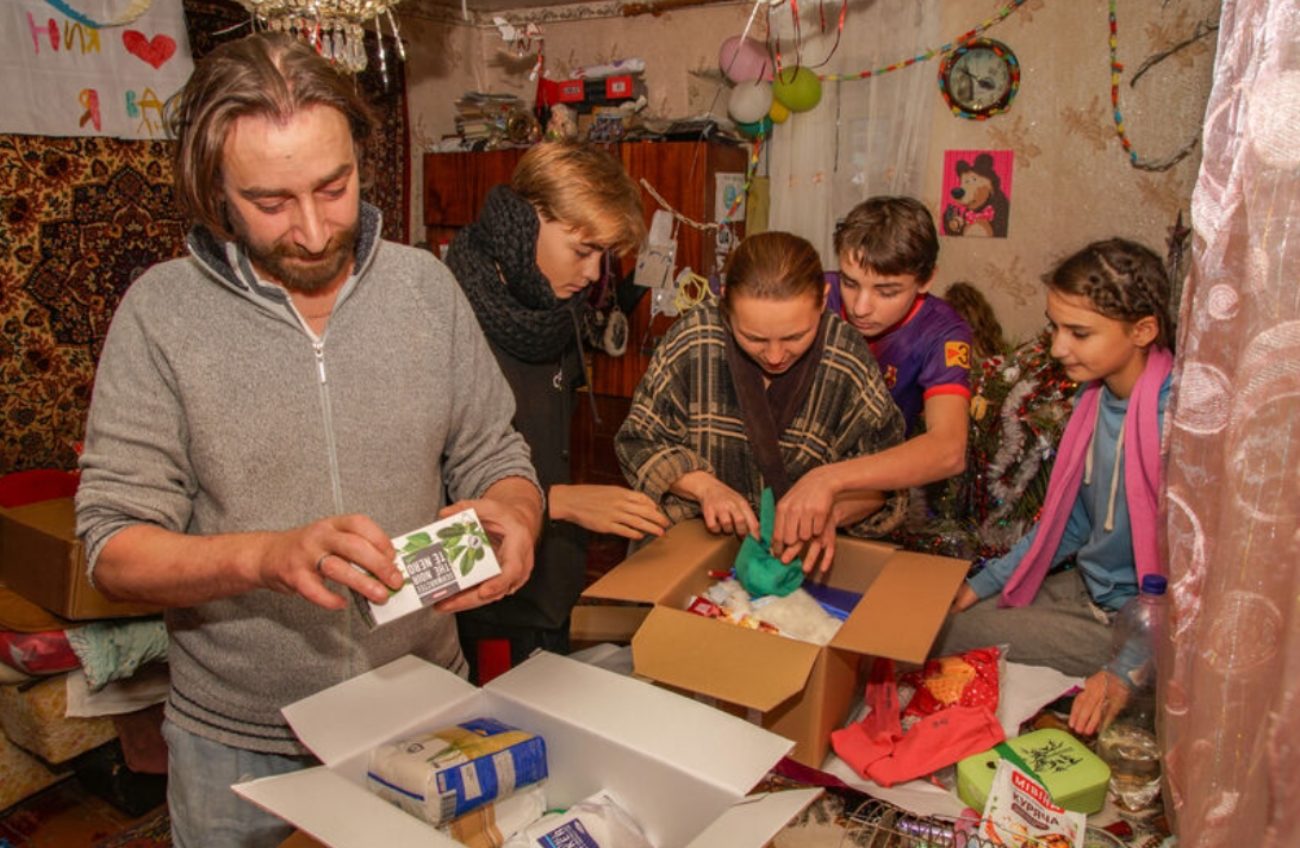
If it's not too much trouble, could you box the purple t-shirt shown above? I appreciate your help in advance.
[842,293,973,433]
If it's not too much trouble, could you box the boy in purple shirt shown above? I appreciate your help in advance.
[775,197,974,567]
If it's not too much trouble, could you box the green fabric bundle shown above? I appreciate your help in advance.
[734,487,804,597]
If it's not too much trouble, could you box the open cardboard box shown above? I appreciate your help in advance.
[235,651,819,848]
[582,520,969,767]
[0,498,160,620]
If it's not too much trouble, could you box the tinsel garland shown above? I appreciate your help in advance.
[894,331,1074,563]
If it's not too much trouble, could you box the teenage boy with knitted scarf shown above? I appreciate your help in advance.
[445,142,670,682]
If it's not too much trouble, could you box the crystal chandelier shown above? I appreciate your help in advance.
[237,0,406,75]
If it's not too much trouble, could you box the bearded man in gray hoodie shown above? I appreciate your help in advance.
[75,33,543,848]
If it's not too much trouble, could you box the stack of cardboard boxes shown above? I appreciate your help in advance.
[0,494,161,810]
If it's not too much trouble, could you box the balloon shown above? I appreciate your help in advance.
[727,82,773,124]
[718,36,772,84]
[768,100,790,124]
[735,116,773,139]
[772,66,822,112]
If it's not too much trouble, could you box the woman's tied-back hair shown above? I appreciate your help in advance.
[721,231,825,312]
[165,33,377,241]
[833,196,939,283]
[1045,238,1174,350]
[511,141,646,256]
[944,281,1008,359]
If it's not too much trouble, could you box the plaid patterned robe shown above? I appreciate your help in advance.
[616,303,907,537]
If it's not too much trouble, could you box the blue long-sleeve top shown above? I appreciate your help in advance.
[968,376,1173,613]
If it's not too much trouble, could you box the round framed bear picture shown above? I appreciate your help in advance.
[938,38,1020,119]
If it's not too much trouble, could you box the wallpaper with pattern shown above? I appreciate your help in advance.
[400,0,1215,344]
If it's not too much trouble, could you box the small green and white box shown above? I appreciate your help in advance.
[359,508,501,627]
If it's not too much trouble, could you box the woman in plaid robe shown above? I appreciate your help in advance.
[616,232,907,571]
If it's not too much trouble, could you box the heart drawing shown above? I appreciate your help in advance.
[122,30,176,69]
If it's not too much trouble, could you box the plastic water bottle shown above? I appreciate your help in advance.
[1096,574,1167,813]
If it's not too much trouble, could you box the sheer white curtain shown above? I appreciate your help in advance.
[767,0,938,266]
[1159,0,1300,842]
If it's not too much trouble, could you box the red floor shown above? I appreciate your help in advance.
[0,778,166,848]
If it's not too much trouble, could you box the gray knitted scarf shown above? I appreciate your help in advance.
[446,185,584,364]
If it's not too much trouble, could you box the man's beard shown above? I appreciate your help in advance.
[229,209,359,295]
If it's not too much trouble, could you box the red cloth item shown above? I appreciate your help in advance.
[112,703,168,774]
[476,638,512,685]
[0,468,79,508]
[831,658,1005,787]
[0,629,79,675]
[900,645,1002,721]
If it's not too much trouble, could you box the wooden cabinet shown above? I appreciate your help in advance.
[596,140,749,397]
[423,148,525,252]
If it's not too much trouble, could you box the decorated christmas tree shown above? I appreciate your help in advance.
[896,323,1075,564]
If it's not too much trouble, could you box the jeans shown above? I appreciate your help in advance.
[163,719,317,848]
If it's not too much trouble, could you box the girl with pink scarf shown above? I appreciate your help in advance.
[935,239,1174,736]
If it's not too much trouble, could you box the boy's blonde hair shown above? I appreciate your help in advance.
[511,142,646,256]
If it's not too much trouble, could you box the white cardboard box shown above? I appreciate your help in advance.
[234,652,818,848]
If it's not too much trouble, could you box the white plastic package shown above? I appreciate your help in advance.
[441,784,548,848]
[501,790,652,848]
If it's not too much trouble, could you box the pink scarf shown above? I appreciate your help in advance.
[1000,347,1172,607]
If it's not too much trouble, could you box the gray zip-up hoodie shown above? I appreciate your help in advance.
[76,204,539,754]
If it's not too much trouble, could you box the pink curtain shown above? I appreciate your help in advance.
[1160,0,1300,844]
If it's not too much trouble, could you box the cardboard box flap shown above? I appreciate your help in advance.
[632,606,821,713]
[488,651,791,795]
[686,789,823,848]
[1,499,74,534]
[281,655,477,767]
[831,551,969,663]
[234,765,453,847]
[0,499,159,620]
[583,520,730,604]
[570,603,650,644]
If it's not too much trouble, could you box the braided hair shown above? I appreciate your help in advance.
[1045,238,1174,351]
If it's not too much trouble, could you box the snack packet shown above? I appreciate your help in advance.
[501,790,651,848]
[981,759,1086,848]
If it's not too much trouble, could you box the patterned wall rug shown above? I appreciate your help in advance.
[0,136,185,474]
[0,1,411,475]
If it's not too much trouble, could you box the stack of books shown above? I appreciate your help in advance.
[452,92,521,144]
